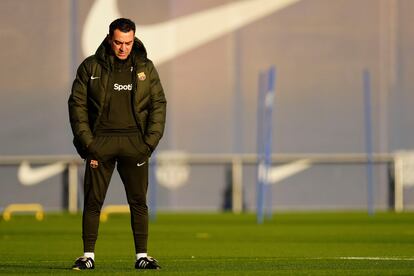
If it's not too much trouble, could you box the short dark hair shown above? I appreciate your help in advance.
[109,18,136,37]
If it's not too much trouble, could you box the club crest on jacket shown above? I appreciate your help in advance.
[137,72,146,81]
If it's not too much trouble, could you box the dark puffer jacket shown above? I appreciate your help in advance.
[68,37,166,158]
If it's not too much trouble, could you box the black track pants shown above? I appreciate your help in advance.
[82,135,150,254]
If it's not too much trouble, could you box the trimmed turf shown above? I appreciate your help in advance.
[1,212,414,275]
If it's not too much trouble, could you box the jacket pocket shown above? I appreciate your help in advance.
[127,136,150,158]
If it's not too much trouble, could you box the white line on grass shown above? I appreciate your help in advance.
[338,257,414,261]
[306,257,414,261]
[4,257,413,264]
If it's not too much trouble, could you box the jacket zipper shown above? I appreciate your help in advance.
[131,65,145,137]
[92,63,112,134]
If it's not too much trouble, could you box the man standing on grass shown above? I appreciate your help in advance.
[68,18,166,270]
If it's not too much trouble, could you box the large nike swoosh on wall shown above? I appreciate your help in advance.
[268,159,311,184]
[18,161,67,186]
[258,159,311,184]
[82,0,301,65]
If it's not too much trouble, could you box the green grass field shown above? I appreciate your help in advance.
[1,212,414,275]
